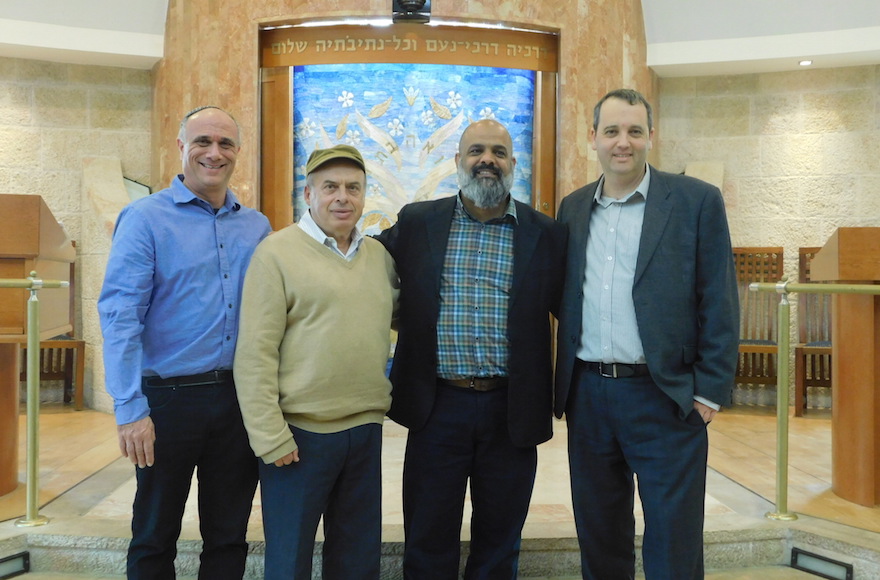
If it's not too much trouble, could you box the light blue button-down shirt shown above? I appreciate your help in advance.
[98,175,272,425]
[578,170,650,364]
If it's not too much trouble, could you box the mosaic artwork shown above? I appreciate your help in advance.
[292,63,536,234]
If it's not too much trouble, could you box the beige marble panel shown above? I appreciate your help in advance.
[817,131,880,176]
[751,94,804,136]
[9,58,69,83]
[67,65,151,88]
[695,74,760,97]
[690,96,751,138]
[33,86,88,128]
[757,66,875,93]
[759,134,825,178]
[90,89,152,131]
[0,85,32,126]
[802,89,875,134]
[0,126,41,168]
[42,129,99,172]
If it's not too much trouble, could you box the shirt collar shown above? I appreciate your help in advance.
[298,208,365,254]
[171,174,241,212]
[593,165,651,206]
[455,193,518,224]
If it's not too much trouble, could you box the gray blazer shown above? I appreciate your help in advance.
[554,166,739,418]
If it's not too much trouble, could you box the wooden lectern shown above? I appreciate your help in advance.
[811,227,880,507]
[0,194,75,497]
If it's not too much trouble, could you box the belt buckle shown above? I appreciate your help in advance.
[598,363,617,379]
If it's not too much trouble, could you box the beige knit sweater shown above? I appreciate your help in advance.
[233,225,398,464]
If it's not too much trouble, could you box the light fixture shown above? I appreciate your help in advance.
[790,548,853,580]
[0,552,29,579]
[799,60,813,66]
[392,0,431,23]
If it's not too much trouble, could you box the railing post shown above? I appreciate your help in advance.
[765,280,797,521]
[15,272,50,527]
[1,272,69,525]
[749,280,880,521]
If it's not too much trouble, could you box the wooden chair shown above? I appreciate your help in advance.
[19,338,85,410]
[794,247,832,416]
[733,247,784,393]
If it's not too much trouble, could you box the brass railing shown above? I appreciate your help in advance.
[749,280,880,521]
[0,271,70,527]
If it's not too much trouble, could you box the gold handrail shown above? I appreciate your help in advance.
[0,271,69,528]
[749,280,880,521]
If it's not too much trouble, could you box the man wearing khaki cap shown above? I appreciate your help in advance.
[234,144,399,580]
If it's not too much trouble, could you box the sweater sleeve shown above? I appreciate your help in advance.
[233,245,299,464]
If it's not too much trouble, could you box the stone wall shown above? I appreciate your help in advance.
[659,66,880,249]
[0,56,152,412]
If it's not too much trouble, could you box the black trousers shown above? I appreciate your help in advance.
[402,384,537,580]
[127,379,258,580]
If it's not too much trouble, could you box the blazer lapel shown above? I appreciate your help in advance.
[634,167,673,285]
[511,200,540,306]
[565,184,597,283]
[424,195,457,287]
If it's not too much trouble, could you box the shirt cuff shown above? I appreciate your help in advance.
[114,396,150,426]
[694,395,720,411]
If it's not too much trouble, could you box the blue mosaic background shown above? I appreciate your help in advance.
[292,63,536,234]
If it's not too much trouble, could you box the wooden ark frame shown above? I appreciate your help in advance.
[258,22,559,231]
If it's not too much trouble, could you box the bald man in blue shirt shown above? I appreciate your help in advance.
[99,106,271,580]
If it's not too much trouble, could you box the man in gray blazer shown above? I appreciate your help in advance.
[555,89,739,579]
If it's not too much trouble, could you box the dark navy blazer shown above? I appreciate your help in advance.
[554,166,739,419]
[376,195,567,447]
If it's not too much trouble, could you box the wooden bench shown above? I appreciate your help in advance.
[733,247,784,393]
[794,247,832,416]
[19,338,85,411]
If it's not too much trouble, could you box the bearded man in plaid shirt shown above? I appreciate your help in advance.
[376,119,567,580]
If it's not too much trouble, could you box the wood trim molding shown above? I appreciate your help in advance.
[261,23,558,72]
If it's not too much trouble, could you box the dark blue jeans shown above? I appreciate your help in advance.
[402,385,537,580]
[258,423,383,580]
[127,380,258,580]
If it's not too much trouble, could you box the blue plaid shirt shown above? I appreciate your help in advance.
[436,195,516,379]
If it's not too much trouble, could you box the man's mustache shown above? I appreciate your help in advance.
[471,164,501,178]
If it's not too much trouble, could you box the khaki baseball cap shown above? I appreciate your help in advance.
[305,144,366,175]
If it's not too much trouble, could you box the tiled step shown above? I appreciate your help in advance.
[8,526,877,579]
[20,567,821,579]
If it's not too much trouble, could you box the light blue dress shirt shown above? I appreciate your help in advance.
[578,170,650,364]
[98,176,272,425]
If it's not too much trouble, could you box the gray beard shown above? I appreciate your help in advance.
[457,164,514,209]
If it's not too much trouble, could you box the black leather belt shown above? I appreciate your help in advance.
[143,370,234,388]
[579,360,650,379]
[438,376,508,392]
